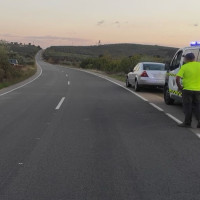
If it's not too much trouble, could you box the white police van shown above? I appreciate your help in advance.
[164,42,200,105]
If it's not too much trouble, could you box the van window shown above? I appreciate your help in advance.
[184,49,200,61]
[171,51,183,70]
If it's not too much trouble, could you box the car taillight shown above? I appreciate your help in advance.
[141,71,148,77]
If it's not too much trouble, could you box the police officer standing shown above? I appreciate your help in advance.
[176,53,200,128]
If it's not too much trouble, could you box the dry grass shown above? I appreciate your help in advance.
[0,65,37,89]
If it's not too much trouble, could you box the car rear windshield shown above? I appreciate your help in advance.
[143,64,165,71]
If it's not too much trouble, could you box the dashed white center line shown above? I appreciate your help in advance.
[68,81,70,85]
[55,97,66,110]
[166,113,182,124]
[149,103,164,112]
[66,74,68,77]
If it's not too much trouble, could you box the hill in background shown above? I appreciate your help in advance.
[43,43,179,76]
[44,43,178,61]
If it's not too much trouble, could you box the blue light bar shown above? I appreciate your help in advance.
[190,41,200,46]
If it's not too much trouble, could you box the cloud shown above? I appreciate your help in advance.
[96,20,128,28]
[97,20,105,26]
[0,33,92,47]
[0,33,89,42]
[26,35,90,43]
[0,33,16,38]
[112,21,121,28]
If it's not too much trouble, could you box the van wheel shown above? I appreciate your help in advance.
[126,77,131,87]
[134,80,140,91]
[164,86,174,105]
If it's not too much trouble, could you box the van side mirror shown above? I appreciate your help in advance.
[169,65,175,71]
[169,64,180,71]
[165,62,170,71]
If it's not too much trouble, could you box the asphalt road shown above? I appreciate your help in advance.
[0,52,200,200]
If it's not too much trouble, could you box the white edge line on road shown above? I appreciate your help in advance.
[103,77,148,102]
[149,103,164,112]
[166,113,182,124]
[0,58,43,97]
[65,67,188,126]
[98,74,149,101]
[74,69,149,102]
[77,70,187,125]
[55,97,66,110]
[195,133,200,138]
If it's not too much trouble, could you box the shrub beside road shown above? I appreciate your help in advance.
[0,41,41,89]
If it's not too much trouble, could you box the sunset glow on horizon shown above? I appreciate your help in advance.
[1,0,200,48]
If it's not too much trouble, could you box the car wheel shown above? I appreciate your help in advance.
[164,86,174,105]
[134,80,140,91]
[126,77,131,87]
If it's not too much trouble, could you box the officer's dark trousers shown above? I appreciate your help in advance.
[182,90,200,125]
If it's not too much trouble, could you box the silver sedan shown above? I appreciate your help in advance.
[126,62,166,91]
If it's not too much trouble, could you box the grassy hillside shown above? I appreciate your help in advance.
[44,43,178,64]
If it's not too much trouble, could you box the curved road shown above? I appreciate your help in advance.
[0,52,200,200]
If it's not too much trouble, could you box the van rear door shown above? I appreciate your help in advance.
[168,50,183,97]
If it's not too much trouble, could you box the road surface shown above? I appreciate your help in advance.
[0,52,200,200]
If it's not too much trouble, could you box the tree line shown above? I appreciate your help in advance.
[80,54,165,74]
[0,41,41,82]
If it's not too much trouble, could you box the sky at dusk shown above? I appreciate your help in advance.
[0,0,200,48]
